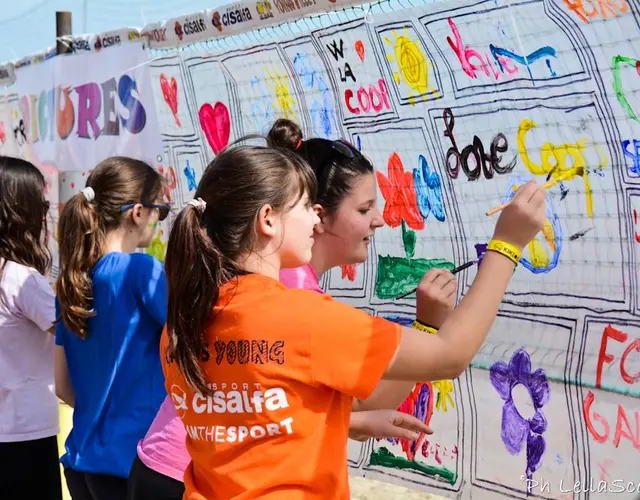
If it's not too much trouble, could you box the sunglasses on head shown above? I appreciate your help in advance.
[317,139,358,175]
[331,139,357,159]
[120,203,171,221]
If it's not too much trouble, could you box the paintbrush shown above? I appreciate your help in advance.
[395,259,478,300]
[485,168,582,216]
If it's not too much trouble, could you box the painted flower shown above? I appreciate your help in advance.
[384,382,433,461]
[376,153,424,230]
[490,348,550,493]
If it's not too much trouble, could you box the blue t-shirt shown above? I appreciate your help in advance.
[55,252,167,478]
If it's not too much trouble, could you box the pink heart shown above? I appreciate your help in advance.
[199,102,231,155]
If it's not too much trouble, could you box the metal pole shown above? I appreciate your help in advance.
[56,11,73,55]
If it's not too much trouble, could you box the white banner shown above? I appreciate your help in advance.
[13,41,163,171]
[140,0,364,49]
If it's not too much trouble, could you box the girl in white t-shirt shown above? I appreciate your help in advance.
[0,156,61,499]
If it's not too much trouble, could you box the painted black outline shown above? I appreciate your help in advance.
[355,309,464,493]
[344,118,464,308]
[626,189,640,315]
[373,21,445,107]
[314,18,399,125]
[468,310,582,498]
[149,55,198,140]
[426,95,629,310]
[171,143,207,207]
[279,35,332,138]
[577,315,640,398]
[217,42,308,137]
[419,0,591,100]
[575,314,640,491]
[182,53,241,161]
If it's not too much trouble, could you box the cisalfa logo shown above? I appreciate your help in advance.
[170,385,188,417]
[174,21,184,41]
[212,11,223,32]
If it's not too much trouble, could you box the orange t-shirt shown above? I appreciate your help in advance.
[161,273,401,500]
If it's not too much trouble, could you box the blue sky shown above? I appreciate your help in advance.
[0,0,229,64]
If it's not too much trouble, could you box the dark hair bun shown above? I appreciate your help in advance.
[267,119,303,151]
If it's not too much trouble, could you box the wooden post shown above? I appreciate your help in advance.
[56,11,73,55]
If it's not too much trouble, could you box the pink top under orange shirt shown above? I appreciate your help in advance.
[136,265,324,482]
[139,265,399,500]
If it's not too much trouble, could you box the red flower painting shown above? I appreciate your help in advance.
[376,153,424,230]
[340,264,357,281]
[385,382,434,460]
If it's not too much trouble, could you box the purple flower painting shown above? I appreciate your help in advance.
[490,348,550,495]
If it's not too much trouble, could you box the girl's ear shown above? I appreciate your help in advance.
[127,203,145,227]
[313,204,326,235]
[256,203,277,237]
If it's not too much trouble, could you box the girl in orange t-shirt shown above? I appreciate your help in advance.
[162,144,546,499]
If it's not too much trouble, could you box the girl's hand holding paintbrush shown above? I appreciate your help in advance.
[412,268,458,329]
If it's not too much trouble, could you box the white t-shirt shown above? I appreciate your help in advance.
[0,260,59,442]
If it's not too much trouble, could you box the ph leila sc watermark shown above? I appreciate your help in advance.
[521,475,640,494]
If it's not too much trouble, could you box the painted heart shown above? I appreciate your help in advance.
[160,73,181,126]
[199,102,231,155]
[636,60,640,76]
[355,40,365,62]
[0,121,5,144]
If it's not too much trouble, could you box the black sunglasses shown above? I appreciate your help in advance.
[317,139,358,176]
[331,139,357,159]
[120,203,171,221]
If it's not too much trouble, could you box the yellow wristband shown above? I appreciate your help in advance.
[412,320,438,335]
[487,239,521,265]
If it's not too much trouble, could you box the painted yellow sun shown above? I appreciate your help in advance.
[264,65,297,120]
[384,28,439,105]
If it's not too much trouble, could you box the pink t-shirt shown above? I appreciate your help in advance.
[136,264,323,481]
[279,263,323,293]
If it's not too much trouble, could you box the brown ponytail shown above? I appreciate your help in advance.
[55,192,105,338]
[164,145,316,395]
[165,202,229,396]
[55,156,163,338]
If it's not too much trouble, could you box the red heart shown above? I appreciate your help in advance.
[636,60,640,76]
[199,102,231,155]
[355,40,365,62]
[160,73,181,126]
[0,122,5,144]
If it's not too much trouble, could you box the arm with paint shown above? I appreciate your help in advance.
[382,181,546,382]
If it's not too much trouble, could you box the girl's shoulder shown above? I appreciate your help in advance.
[1,260,45,287]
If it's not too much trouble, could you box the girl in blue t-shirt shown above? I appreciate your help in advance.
[54,156,170,500]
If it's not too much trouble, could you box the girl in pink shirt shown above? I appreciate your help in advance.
[127,121,444,498]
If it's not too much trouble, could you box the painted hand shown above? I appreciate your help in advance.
[348,409,433,442]
[415,268,457,328]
